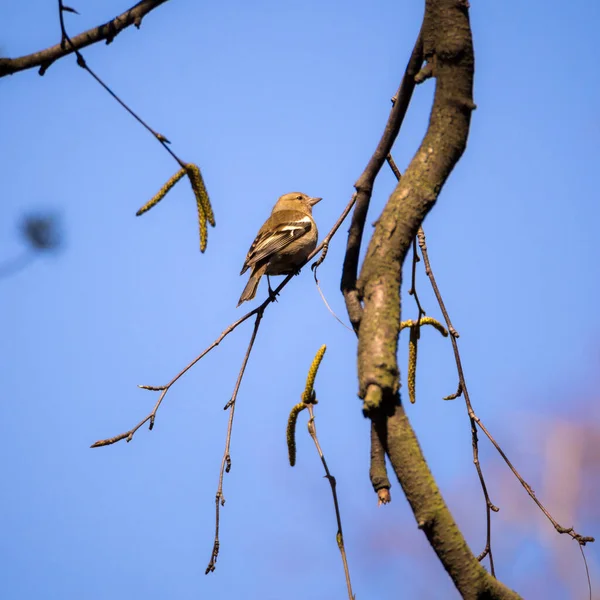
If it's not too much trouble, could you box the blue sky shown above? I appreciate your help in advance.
[1,1,599,598]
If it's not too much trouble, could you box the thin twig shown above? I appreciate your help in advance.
[206,308,263,574]
[291,346,355,599]
[578,542,592,600]
[312,269,353,332]
[0,0,169,78]
[475,414,594,546]
[56,3,216,252]
[408,236,426,321]
[57,1,186,168]
[90,307,257,447]
[79,62,186,167]
[311,193,358,273]
[417,226,595,572]
[306,404,355,600]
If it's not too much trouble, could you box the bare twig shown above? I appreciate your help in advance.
[408,236,426,319]
[53,4,215,249]
[310,192,362,273]
[578,543,592,600]
[289,346,355,599]
[306,403,355,600]
[0,0,170,78]
[206,309,263,574]
[312,269,353,332]
[57,0,186,168]
[417,227,594,575]
[90,308,257,447]
[78,59,185,166]
[416,231,460,338]
[476,413,595,546]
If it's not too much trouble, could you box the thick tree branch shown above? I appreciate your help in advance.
[0,0,169,78]
[349,1,522,597]
[357,0,476,403]
[376,404,520,599]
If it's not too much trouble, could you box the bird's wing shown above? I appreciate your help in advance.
[240,210,313,273]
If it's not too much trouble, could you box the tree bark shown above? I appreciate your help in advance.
[352,1,522,597]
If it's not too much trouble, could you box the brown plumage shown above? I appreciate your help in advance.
[237,192,322,306]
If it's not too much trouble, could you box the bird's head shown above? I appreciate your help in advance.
[273,192,322,213]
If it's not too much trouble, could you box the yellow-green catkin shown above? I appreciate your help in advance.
[287,345,327,466]
[286,402,306,467]
[185,163,214,253]
[186,163,215,226]
[419,316,448,337]
[303,345,327,403]
[400,317,448,404]
[408,325,418,404]
[196,195,208,253]
[400,317,448,337]
[136,168,186,216]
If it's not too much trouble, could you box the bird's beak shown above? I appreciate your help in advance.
[308,196,322,206]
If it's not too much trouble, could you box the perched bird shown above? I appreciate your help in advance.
[237,192,322,306]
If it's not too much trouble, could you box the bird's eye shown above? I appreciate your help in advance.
[296,195,303,200]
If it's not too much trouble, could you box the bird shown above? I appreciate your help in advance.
[237,192,322,306]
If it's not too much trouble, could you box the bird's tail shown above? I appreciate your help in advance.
[237,264,267,306]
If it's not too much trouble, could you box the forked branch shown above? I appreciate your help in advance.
[0,0,170,78]
[345,0,524,597]
[340,31,424,332]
